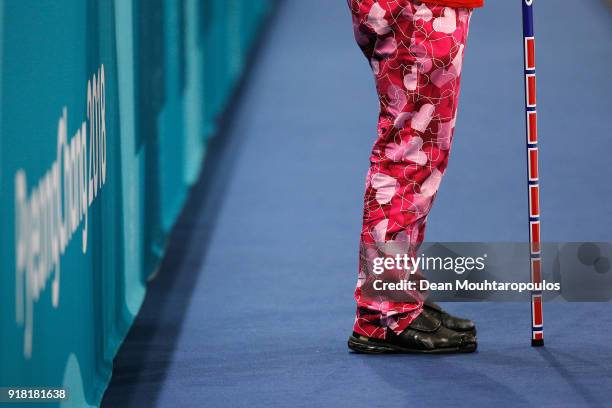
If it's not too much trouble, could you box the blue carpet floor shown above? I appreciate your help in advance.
[102,1,612,407]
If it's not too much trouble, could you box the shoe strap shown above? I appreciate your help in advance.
[409,311,441,332]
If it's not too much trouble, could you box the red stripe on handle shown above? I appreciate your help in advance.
[529,185,540,217]
[527,111,538,144]
[528,148,539,180]
[525,38,536,70]
[527,75,537,107]
[531,258,542,283]
[530,221,541,253]
[533,296,543,327]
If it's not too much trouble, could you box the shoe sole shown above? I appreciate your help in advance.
[347,335,477,354]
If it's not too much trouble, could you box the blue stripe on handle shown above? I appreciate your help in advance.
[522,1,534,38]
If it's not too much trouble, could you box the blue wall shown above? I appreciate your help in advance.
[0,1,272,406]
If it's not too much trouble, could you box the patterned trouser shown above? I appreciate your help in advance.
[348,0,473,338]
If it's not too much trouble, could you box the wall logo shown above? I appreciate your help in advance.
[14,65,107,358]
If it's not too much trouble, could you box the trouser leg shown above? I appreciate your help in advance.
[348,0,473,338]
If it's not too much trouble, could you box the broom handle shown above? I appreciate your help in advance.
[522,0,544,347]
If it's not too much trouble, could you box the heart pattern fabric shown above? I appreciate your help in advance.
[347,0,473,339]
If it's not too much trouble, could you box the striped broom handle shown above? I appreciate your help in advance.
[522,0,544,347]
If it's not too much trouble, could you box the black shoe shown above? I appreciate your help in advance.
[424,301,477,335]
[348,311,477,354]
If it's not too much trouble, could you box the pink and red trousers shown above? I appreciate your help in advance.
[348,0,473,339]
